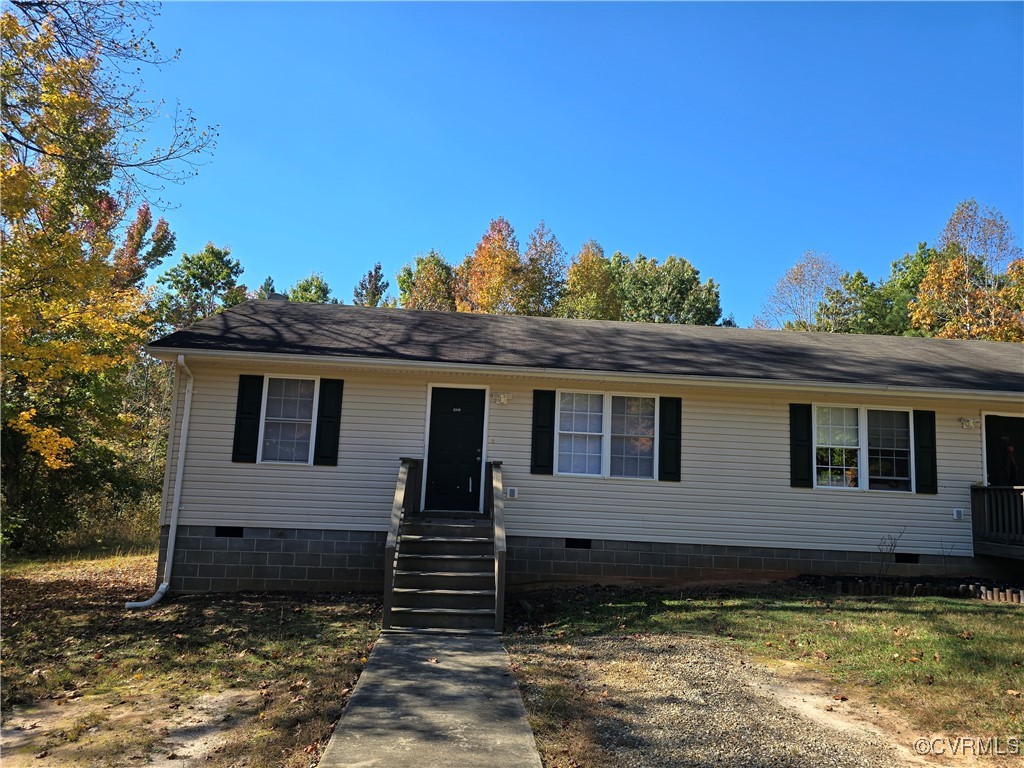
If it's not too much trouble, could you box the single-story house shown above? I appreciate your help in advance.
[141,298,1023,628]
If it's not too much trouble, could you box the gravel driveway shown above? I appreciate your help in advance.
[511,633,932,768]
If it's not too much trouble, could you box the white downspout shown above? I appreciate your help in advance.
[127,354,194,609]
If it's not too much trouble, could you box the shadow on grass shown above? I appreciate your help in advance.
[509,583,1024,661]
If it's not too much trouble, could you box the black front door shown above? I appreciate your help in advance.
[425,387,486,511]
[985,415,1024,486]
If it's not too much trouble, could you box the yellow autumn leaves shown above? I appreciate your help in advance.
[910,254,1024,343]
[2,11,149,468]
[9,410,75,469]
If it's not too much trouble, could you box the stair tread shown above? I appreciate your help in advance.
[419,511,489,516]
[396,553,492,559]
[391,607,496,615]
[383,628,498,636]
[401,535,493,542]
[393,588,495,595]
[395,570,493,577]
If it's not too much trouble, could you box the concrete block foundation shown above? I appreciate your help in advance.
[156,524,386,593]
[505,535,1012,587]
[157,525,1013,593]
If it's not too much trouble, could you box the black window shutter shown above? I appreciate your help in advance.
[790,404,813,488]
[313,379,344,466]
[232,375,264,463]
[913,410,938,494]
[531,390,556,475]
[658,397,682,482]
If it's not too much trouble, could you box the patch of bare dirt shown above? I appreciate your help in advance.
[1,689,256,766]
[760,659,1010,767]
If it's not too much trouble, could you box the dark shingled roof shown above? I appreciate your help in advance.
[149,300,1024,394]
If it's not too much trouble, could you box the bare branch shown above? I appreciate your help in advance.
[3,0,218,205]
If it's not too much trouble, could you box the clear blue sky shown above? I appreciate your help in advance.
[145,1,1023,326]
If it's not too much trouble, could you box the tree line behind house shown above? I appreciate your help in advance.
[148,198,1023,346]
[755,199,1022,343]
[152,217,727,333]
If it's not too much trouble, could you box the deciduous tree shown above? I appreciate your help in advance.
[397,250,458,311]
[254,276,276,299]
[910,201,1024,341]
[456,217,521,314]
[663,256,723,326]
[113,204,177,289]
[754,251,842,330]
[910,249,1024,341]
[939,198,1022,273]
[2,0,215,198]
[1,1,214,549]
[556,240,620,320]
[154,244,244,331]
[613,253,722,325]
[515,221,565,316]
[353,262,390,307]
[2,11,150,523]
[816,244,938,336]
[288,272,336,304]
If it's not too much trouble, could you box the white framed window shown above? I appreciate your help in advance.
[610,395,657,479]
[813,405,914,492]
[867,409,912,491]
[558,392,604,475]
[556,391,659,479]
[258,376,320,464]
[815,406,860,488]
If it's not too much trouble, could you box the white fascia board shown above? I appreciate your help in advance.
[145,346,1024,404]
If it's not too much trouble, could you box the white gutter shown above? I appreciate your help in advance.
[127,354,194,610]
[145,346,1024,403]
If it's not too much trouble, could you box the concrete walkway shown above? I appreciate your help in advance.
[318,632,543,768]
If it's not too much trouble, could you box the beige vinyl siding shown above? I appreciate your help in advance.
[160,362,183,522]
[490,383,997,557]
[164,361,428,531]
[162,359,1021,557]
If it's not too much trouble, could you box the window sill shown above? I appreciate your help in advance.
[812,485,914,494]
[555,472,658,482]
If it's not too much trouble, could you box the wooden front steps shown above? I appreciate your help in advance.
[386,515,498,631]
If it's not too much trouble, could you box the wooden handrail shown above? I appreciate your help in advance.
[490,461,506,632]
[383,457,419,629]
[971,484,1024,546]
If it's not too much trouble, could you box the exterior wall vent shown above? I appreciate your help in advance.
[565,538,592,550]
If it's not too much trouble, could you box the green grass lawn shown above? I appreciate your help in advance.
[1,552,381,767]
[507,583,1024,738]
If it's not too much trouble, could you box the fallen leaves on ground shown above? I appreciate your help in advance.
[1,553,382,768]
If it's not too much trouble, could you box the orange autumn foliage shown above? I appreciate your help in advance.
[910,252,1024,342]
[456,217,521,314]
